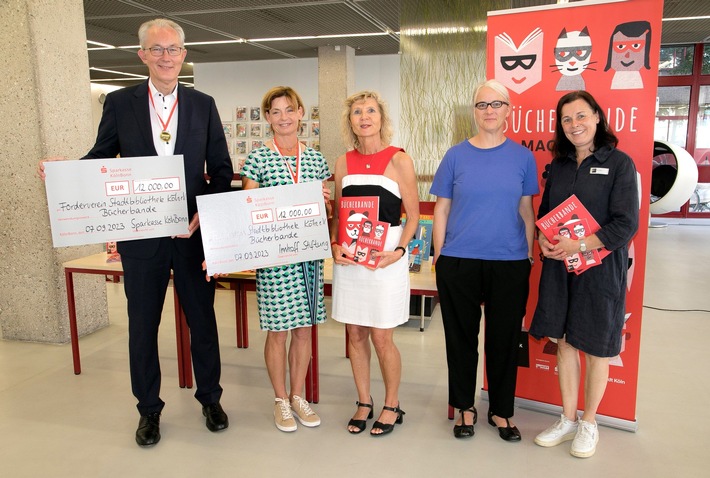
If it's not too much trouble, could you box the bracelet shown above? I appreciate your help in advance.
[528,256,534,265]
[331,241,338,247]
[394,246,406,257]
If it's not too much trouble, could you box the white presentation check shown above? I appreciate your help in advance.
[44,155,189,247]
[197,181,331,275]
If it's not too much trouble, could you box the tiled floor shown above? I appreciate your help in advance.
[0,223,708,477]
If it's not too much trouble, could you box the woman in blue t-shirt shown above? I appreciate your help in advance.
[430,79,539,441]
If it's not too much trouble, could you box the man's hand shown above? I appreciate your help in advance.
[37,156,68,181]
[176,212,200,239]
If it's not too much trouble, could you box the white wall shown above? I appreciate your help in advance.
[194,54,401,146]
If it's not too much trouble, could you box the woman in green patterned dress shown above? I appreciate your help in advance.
[240,86,332,432]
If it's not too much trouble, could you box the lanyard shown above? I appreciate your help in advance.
[148,85,178,141]
[272,140,301,184]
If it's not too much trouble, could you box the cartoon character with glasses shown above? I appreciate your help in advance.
[552,27,596,91]
[494,28,543,94]
[605,21,652,89]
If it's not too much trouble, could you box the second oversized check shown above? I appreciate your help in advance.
[197,181,332,275]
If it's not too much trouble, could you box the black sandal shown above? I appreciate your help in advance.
[370,404,405,436]
[453,407,477,439]
[347,398,374,434]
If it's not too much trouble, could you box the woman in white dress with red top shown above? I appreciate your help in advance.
[330,91,419,436]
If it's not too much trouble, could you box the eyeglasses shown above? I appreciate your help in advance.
[144,46,184,57]
[474,100,509,110]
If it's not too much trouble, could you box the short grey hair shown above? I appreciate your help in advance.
[472,79,510,105]
[138,18,186,48]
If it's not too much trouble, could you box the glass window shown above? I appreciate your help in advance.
[659,45,694,76]
[703,44,710,75]
[691,85,710,213]
[655,86,690,147]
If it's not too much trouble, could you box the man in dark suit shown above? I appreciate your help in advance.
[41,18,232,447]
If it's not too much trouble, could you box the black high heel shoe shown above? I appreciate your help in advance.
[347,398,374,434]
[487,410,522,442]
[453,407,477,439]
[370,404,405,436]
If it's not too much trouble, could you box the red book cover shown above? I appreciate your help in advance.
[553,219,602,274]
[353,219,389,269]
[337,196,379,257]
[536,194,610,261]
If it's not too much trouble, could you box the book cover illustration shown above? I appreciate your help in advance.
[408,239,424,273]
[337,196,379,257]
[402,214,433,261]
[106,241,121,263]
[553,218,601,274]
[535,194,610,262]
[353,219,389,270]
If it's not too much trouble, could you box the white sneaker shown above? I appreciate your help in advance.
[274,398,297,432]
[534,414,579,447]
[570,419,599,458]
[290,395,321,427]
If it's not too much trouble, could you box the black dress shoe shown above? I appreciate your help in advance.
[203,402,229,432]
[136,412,161,447]
[487,410,521,442]
[453,407,477,439]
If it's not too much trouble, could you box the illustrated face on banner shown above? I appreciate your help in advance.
[553,27,593,91]
[374,224,385,238]
[605,21,651,89]
[494,28,544,94]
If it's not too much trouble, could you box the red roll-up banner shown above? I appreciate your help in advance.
[485,0,663,430]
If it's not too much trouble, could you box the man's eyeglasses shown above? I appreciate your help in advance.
[144,46,184,57]
[474,101,509,110]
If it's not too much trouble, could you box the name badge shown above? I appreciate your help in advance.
[590,167,609,175]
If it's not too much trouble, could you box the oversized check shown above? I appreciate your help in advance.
[44,156,189,247]
[197,181,331,274]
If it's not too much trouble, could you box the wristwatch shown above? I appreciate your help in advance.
[579,238,587,252]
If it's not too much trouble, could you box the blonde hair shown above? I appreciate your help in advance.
[138,19,185,48]
[261,86,304,123]
[341,91,393,149]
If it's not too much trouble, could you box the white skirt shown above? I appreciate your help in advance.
[332,225,410,328]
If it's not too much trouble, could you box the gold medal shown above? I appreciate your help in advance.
[160,131,171,142]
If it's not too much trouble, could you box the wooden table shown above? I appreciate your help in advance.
[63,253,194,388]
[63,254,439,404]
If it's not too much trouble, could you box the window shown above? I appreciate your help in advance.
[655,86,690,147]
[702,44,710,75]
[658,45,694,76]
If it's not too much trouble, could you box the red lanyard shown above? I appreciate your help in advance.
[148,85,178,139]
[273,141,301,184]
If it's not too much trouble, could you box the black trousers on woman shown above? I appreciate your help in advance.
[435,255,530,418]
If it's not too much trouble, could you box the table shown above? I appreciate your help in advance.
[63,254,439,404]
[63,253,194,388]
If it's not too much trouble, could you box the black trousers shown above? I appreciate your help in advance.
[122,238,223,415]
[436,255,530,418]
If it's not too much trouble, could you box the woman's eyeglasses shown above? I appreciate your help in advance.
[474,101,509,110]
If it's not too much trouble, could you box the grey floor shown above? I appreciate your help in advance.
[0,222,708,477]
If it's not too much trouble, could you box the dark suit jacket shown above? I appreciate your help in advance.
[84,81,233,259]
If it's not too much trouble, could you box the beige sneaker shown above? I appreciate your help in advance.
[290,395,321,427]
[274,397,297,432]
